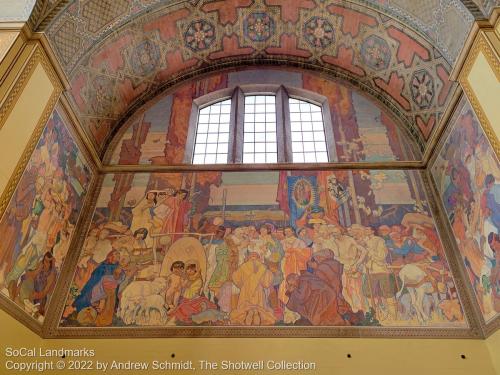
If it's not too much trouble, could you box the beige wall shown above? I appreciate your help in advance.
[0,61,54,193]
[0,31,17,62]
[487,330,500,374]
[0,309,498,375]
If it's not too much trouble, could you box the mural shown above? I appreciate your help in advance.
[108,68,419,165]
[0,108,93,321]
[61,169,466,328]
[431,98,500,323]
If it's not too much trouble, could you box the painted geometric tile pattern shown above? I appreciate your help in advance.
[244,12,275,42]
[472,0,500,15]
[81,0,130,34]
[43,0,458,155]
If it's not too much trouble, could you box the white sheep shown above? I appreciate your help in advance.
[118,277,167,325]
[135,294,167,325]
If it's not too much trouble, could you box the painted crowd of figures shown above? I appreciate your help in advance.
[0,110,91,320]
[432,100,500,322]
[62,172,465,328]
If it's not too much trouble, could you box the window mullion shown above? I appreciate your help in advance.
[184,104,200,163]
[228,88,239,163]
[321,100,337,162]
[233,88,244,163]
[276,86,289,163]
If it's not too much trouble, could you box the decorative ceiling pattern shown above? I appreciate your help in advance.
[472,0,500,15]
[37,1,478,66]
[39,0,461,156]
[359,0,475,62]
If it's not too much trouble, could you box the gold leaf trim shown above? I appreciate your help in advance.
[459,32,500,158]
[0,44,62,219]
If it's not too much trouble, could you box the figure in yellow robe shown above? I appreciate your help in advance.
[230,253,276,326]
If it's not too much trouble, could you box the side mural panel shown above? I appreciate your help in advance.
[0,108,93,322]
[61,169,466,329]
[431,98,500,323]
[108,68,419,165]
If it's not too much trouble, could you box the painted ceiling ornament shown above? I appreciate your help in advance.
[244,12,275,42]
[303,16,335,48]
[410,69,435,109]
[89,75,115,115]
[130,39,161,76]
[360,35,391,70]
[184,19,216,51]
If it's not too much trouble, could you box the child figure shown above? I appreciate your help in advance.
[165,261,185,310]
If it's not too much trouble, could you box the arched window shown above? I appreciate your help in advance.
[187,86,335,164]
[192,99,232,164]
[289,98,328,163]
[243,95,277,163]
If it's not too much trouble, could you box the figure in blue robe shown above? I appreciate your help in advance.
[388,238,425,257]
[486,187,500,232]
[73,261,118,312]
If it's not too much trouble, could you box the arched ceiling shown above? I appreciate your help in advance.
[30,0,484,156]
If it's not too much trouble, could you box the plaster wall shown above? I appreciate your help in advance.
[0,308,497,375]
[488,329,500,374]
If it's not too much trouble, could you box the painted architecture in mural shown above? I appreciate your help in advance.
[108,69,420,165]
[0,108,93,321]
[61,168,466,328]
[431,98,500,323]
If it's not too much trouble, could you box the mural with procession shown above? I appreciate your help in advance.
[60,168,466,328]
[0,108,93,321]
[431,98,500,323]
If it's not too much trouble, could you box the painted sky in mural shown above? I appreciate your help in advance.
[431,98,500,323]
[0,108,93,322]
[61,168,465,328]
[108,69,419,165]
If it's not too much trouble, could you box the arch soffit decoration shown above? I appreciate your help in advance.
[32,0,480,158]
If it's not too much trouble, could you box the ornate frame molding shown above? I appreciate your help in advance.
[427,93,500,338]
[41,103,99,337]
[59,92,102,170]
[422,85,463,164]
[39,168,480,339]
[0,43,62,218]
[0,43,62,334]
[0,41,99,334]
[458,31,500,158]
[0,99,98,336]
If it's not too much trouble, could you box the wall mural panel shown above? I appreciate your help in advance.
[0,107,93,322]
[431,98,500,323]
[60,169,466,329]
[108,68,419,165]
